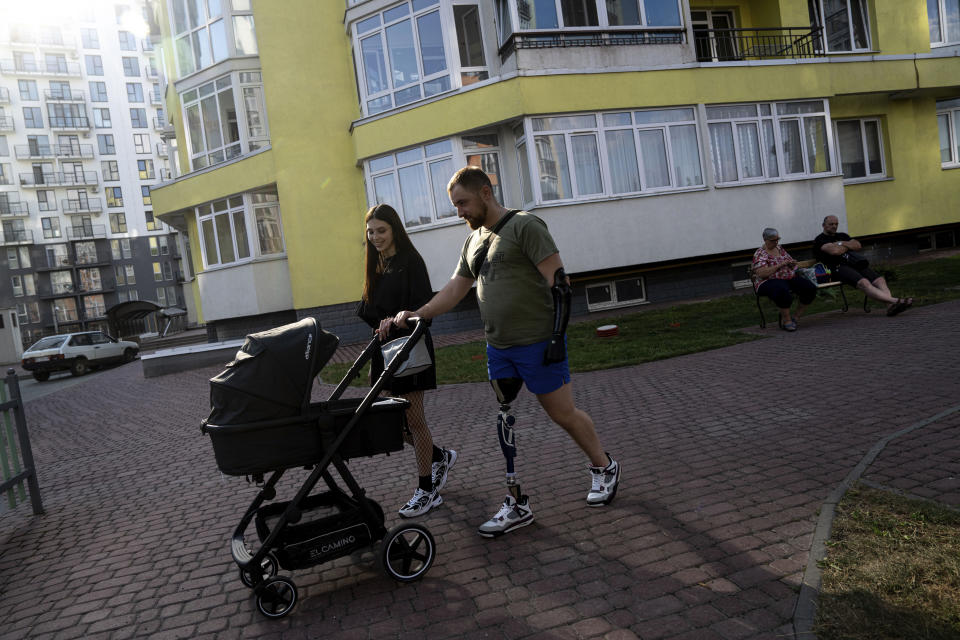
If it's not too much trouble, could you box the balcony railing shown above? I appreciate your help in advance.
[499,28,686,60]
[1,229,34,245]
[0,87,9,103]
[62,198,103,214]
[0,60,83,76]
[141,38,154,51]
[159,168,173,180]
[0,115,13,131]
[39,284,76,299]
[41,255,72,269]
[14,144,54,159]
[66,224,107,240]
[145,66,159,79]
[150,90,162,105]
[48,116,91,131]
[54,308,80,323]
[54,143,95,159]
[156,142,168,156]
[0,201,30,216]
[152,116,167,130]
[44,89,86,102]
[20,171,99,187]
[693,27,823,62]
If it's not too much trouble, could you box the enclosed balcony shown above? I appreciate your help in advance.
[1,229,34,245]
[20,171,99,188]
[62,197,103,214]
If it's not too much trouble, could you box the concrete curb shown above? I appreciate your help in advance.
[792,403,960,639]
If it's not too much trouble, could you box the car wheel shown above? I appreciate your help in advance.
[70,358,89,377]
[122,348,137,363]
[32,371,50,382]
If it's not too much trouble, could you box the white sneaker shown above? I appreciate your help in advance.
[431,448,458,491]
[477,494,534,538]
[398,487,442,518]
[587,455,621,506]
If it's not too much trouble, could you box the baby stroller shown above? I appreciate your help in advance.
[201,317,436,619]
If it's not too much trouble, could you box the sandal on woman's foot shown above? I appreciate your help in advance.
[886,299,907,317]
[781,321,797,332]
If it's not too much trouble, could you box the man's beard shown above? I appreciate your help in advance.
[464,202,487,230]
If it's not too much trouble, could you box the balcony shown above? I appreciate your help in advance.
[39,284,77,300]
[150,91,163,106]
[54,143,94,159]
[38,34,77,50]
[66,224,107,240]
[499,28,686,60]
[141,38,154,51]
[62,198,103,214]
[1,229,34,245]
[44,89,87,102]
[159,168,173,181]
[0,201,30,216]
[152,116,168,131]
[36,255,73,270]
[14,144,55,159]
[49,115,91,132]
[0,87,9,103]
[145,66,159,80]
[0,59,82,77]
[0,115,13,131]
[156,142,168,157]
[20,171,99,188]
[693,27,823,62]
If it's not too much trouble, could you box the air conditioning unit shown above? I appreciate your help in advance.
[80,131,90,138]
[89,186,100,194]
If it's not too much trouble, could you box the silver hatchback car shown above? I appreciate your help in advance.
[21,332,139,382]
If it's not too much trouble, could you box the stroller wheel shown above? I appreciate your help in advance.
[240,552,279,588]
[380,523,435,583]
[255,576,298,619]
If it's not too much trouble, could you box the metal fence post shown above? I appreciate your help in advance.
[0,368,44,515]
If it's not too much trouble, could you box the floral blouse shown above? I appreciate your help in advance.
[752,245,797,291]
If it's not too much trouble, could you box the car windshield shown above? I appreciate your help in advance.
[26,336,67,351]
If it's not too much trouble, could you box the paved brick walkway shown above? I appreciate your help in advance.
[2,299,959,640]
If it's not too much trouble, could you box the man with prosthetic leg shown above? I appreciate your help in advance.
[390,166,621,538]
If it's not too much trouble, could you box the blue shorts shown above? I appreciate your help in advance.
[486,339,570,395]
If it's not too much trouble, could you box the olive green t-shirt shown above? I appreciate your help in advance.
[455,211,558,349]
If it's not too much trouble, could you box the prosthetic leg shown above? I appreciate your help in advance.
[491,377,524,501]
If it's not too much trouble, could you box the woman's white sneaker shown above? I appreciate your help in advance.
[398,487,442,518]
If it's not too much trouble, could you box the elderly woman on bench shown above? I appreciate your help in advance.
[752,227,817,332]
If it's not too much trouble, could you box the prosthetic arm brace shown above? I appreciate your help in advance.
[491,377,523,501]
[544,268,572,364]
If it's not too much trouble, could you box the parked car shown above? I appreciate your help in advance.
[21,332,140,382]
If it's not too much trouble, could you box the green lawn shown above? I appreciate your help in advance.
[323,254,960,386]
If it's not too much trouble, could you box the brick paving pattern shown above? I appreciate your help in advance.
[1,300,958,639]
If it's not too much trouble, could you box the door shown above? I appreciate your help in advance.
[692,10,738,62]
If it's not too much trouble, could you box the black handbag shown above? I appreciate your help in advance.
[840,251,869,270]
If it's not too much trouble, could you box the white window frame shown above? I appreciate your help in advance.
[584,275,648,311]
[705,100,836,186]
[496,0,682,42]
[809,0,871,53]
[180,72,267,171]
[928,0,960,47]
[365,134,503,230]
[834,117,885,182]
[196,193,283,269]
[352,0,490,117]
[516,107,704,205]
[169,0,257,77]
[937,99,960,168]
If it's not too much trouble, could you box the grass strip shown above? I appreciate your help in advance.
[815,484,960,640]
[323,254,960,386]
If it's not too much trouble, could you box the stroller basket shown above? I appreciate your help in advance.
[255,492,383,570]
[203,397,408,475]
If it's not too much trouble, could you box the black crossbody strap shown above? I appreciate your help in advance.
[470,209,519,278]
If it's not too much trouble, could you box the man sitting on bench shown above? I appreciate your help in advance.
[813,215,913,317]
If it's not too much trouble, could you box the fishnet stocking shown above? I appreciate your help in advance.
[398,390,434,477]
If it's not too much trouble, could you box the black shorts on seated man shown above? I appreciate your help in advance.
[813,215,913,317]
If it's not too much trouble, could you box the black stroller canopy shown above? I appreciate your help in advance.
[208,318,339,425]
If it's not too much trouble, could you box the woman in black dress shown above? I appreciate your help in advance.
[357,204,457,518]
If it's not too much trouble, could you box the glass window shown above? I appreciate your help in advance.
[85,55,104,76]
[89,81,108,102]
[196,196,251,266]
[928,0,960,45]
[106,186,123,207]
[81,27,99,49]
[130,108,148,128]
[503,0,680,30]
[126,263,136,283]
[23,107,43,128]
[180,74,247,171]
[809,0,870,52]
[126,83,144,102]
[233,15,258,54]
[118,30,137,50]
[42,217,61,238]
[706,100,833,184]
[253,196,284,255]
[101,160,120,181]
[142,185,152,205]
[172,0,238,75]
[937,100,960,167]
[94,108,112,128]
[133,133,150,153]
[97,134,115,154]
[454,5,488,86]
[836,118,884,180]
[37,190,55,211]
[138,159,155,179]
[122,57,140,77]
[110,212,127,233]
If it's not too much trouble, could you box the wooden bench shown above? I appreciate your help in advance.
[750,259,869,329]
